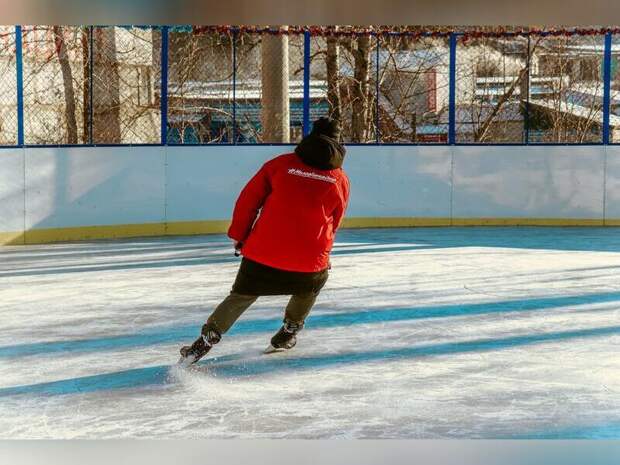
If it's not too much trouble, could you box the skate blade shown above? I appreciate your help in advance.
[177,354,197,367]
[263,344,287,354]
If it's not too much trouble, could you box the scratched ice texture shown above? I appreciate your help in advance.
[1,227,619,438]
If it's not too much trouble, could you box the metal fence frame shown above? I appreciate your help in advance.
[2,26,619,148]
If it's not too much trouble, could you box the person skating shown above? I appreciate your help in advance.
[179,117,350,365]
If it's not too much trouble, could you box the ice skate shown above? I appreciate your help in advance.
[178,327,221,366]
[264,320,303,354]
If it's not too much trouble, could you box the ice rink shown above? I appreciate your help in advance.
[1,227,619,439]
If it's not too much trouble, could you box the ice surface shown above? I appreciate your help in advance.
[1,227,619,438]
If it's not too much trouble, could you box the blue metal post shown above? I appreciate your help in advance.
[160,26,169,145]
[375,33,380,143]
[15,25,24,146]
[302,30,311,136]
[232,28,237,144]
[448,33,457,145]
[603,32,612,145]
[89,26,93,144]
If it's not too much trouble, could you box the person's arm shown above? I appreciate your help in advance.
[227,163,272,243]
[332,176,350,232]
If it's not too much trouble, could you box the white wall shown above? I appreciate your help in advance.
[452,145,606,219]
[0,148,25,235]
[1,144,620,241]
[344,146,452,218]
[166,145,290,222]
[605,146,620,220]
[24,146,166,229]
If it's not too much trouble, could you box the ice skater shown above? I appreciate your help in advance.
[179,117,350,365]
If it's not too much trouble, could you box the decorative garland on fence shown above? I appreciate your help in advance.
[7,25,620,40]
[189,25,620,40]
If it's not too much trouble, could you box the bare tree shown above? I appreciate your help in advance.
[52,26,78,144]
[474,36,542,142]
[326,27,342,133]
[81,26,91,144]
[540,37,603,143]
[92,27,121,143]
[378,34,451,142]
[351,34,371,142]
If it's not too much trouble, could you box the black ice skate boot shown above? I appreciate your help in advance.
[178,325,221,366]
[264,320,304,354]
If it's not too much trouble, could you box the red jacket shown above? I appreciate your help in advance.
[228,153,350,272]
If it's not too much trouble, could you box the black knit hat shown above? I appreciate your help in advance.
[311,117,340,139]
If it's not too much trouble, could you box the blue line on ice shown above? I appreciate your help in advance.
[1,290,619,359]
[1,324,618,398]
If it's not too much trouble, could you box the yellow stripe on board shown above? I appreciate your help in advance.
[341,217,452,228]
[165,220,231,236]
[1,217,619,245]
[0,231,25,246]
[451,218,605,227]
[23,223,166,245]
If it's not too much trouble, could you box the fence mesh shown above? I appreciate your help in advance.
[287,33,305,142]
[22,25,88,144]
[0,26,16,145]
[3,26,620,146]
[378,34,450,143]
[167,28,234,143]
[92,26,161,144]
[309,32,378,143]
[611,34,620,143]
[455,35,529,143]
[234,30,306,143]
[527,34,605,143]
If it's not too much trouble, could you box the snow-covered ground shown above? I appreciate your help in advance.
[1,227,619,439]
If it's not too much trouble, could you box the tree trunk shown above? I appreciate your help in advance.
[326,27,341,133]
[410,113,417,142]
[53,26,78,144]
[93,27,121,143]
[351,35,370,142]
[261,27,290,143]
[81,26,91,144]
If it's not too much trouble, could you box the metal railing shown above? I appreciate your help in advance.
[0,25,619,147]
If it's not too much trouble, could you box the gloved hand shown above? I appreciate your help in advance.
[233,240,242,257]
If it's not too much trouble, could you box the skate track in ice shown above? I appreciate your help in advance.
[1,227,619,439]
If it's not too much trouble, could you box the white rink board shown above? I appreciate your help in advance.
[165,145,294,221]
[452,145,606,219]
[166,145,452,222]
[24,146,166,229]
[0,149,24,233]
[344,145,452,217]
[2,144,620,234]
[604,146,620,220]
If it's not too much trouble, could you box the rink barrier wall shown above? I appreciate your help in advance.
[0,217,613,246]
[1,145,620,245]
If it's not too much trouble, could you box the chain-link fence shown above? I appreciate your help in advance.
[167,27,234,143]
[378,33,450,143]
[456,35,529,143]
[0,27,17,145]
[233,30,306,143]
[611,34,620,142]
[309,32,379,143]
[22,25,88,144]
[528,34,605,143]
[92,26,161,144]
[3,25,620,146]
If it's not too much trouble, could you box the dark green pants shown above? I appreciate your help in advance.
[204,291,320,336]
